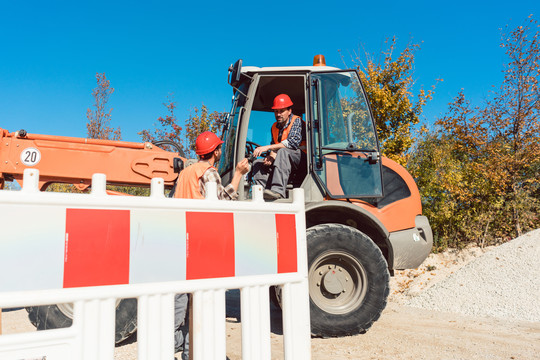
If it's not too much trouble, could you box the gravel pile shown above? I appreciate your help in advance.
[405,229,540,322]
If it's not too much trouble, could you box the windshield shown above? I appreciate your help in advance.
[310,71,383,199]
[218,86,247,175]
[311,72,378,151]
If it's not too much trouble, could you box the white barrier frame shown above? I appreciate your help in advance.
[0,169,311,360]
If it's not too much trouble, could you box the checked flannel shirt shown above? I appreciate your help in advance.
[199,166,238,200]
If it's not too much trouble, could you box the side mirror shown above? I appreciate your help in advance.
[228,59,243,88]
[218,112,229,124]
[173,158,184,173]
[217,112,230,133]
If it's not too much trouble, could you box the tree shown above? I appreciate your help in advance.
[49,73,127,194]
[183,105,220,157]
[408,92,496,249]
[347,38,438,165]
[140,99,220,158]
[409,16,540,249]
[139,94,186,156]
[480,15,540,237]
[86,73,121,140]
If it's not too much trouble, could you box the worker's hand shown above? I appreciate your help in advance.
[235,158,251,175]
[263,152,275,166]
[253,145,270,157]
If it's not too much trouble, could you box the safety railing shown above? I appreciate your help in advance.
[0,169,310,360]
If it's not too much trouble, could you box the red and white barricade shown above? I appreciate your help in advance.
[0,169,310,360]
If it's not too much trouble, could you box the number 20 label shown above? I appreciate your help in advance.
[21,147,41,166]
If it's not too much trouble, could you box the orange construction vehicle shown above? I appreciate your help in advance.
[0,55,432,341]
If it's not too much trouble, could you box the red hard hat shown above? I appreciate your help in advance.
[272,94,293,110]
[195,131,224,155]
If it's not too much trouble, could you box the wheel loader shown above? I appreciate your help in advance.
[0,55,432,341]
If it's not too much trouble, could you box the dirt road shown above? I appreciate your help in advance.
[308,303,539,360]
[2,299,538,360]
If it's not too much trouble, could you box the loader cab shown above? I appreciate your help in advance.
[219,59,383,202]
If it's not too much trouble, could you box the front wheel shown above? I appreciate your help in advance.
[26,298,138,344]
[307,224,389,337]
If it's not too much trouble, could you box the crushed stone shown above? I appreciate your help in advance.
[404,229,540,322]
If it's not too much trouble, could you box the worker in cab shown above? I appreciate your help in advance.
[252,94,307,200]
[172,131,250,359]
[174,131,250,200]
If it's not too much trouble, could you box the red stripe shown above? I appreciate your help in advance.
[64,209,130,288]
[186,212,235,280]
[276,214,297,273]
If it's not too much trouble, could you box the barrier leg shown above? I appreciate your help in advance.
[137,293,175,360]
[74,298,116,360]
[189,296,193,360]
[281,280,311,359]
[192,289,226,360]
[240,285,271,360]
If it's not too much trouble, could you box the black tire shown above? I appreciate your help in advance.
[307,223,389,337]
[26,298,138,344]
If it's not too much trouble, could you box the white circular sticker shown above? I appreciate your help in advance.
[21,147,41,166]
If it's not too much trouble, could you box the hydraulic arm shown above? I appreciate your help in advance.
[0,128,182,191]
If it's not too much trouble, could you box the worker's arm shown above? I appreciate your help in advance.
[252,117,303,159]
[228,158,250,192]
[252,142,285,157]
[201,159,250,200]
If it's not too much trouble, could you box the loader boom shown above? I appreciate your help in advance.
[0,128,181,191]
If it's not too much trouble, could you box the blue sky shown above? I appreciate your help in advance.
[1,1,538,142]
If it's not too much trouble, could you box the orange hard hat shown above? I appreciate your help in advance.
[272,94,293,110]
[195,131,224,155]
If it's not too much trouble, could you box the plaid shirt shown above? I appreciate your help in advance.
[271,115,305,150]
[200,166,238,200]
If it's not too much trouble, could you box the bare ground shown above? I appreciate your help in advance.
[2,245,539,359]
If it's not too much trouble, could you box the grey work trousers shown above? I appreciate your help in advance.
[174,293,189,360]
[252,147,306,197]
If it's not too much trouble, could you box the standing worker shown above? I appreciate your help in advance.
[174,131,250,200]
[172,131,250,359]
[252,94,306,200]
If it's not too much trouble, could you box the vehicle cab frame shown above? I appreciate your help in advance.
[221,61,384,205]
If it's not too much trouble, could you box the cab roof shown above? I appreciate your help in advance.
[241,65,342,74]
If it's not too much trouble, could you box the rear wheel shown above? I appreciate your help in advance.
[26,298,138,344]
[307,223,389,337]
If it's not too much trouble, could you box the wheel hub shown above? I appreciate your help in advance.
[321,266,349,295]
[309,251,368,314]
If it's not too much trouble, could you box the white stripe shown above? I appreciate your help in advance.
[0,205,65,291]
[129,209,187,283]
[234,212,277,276]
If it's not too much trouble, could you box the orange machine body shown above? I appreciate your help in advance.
[0,128,181,191]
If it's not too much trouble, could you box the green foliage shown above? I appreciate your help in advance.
[408,94,501,250]
[45,183,150,196]
[409,16,540,249]
[106,185,150,197]
[46,183,86,193]
[349,37,438,165]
